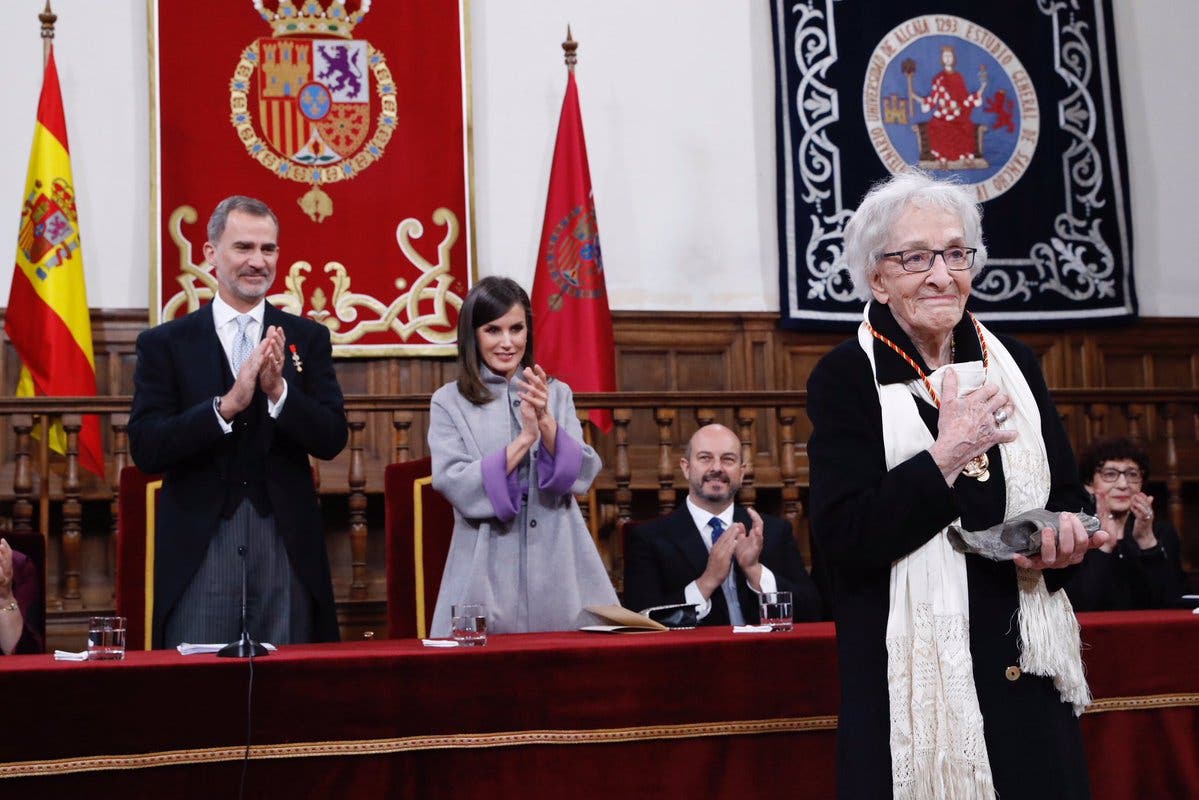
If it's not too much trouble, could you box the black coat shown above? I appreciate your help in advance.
[806,303,1091,799]
[129,303,347,647]
[623,504,823,624]
[1067,514,1191,610]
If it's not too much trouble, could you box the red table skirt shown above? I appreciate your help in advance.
[2,611,1195,799]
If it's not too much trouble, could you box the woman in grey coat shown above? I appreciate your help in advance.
[428,277,617,635]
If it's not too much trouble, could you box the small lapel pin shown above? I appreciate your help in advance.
[290,344,303,373]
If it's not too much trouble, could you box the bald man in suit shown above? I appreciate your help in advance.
[624,424,822,625]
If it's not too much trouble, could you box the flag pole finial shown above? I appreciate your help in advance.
[39,1,56,67]
[562,25,577,72]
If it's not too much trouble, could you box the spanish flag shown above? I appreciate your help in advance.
[6,48,104,478]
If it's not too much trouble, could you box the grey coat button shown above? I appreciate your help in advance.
[529,519,538,528]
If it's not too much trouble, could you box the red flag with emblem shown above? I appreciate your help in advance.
[6,48,105,478]
[531,66,615,432]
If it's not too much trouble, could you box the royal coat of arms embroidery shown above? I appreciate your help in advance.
[154,0,473,355]
[545,202,605,309]
[19,177,80,280]
[230,0,396,222]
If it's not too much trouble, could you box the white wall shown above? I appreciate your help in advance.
[472,0,775,311]
[1111,2,1199,316]
[0,1,1194,316]
[1,0,148,311]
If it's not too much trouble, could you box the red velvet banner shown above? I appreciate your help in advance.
[151,0,473,356]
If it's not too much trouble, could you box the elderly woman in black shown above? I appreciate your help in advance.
[806,171,1107,799]
[1066,437,1189,610]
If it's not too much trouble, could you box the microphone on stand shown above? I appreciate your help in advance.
[218,544,269,658]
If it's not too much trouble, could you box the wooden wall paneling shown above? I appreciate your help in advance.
[744,320,781,462]
[676,348,734,391]
[1154,354,1195,390]
[4,309,1199,648]
[744,321,774,388]
[614,350,671,486]
[1009,330,1052,380]
[779,342,832,445]
[1071,333,1095,388]
[1103,352,1150,388]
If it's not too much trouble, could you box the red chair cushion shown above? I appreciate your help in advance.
[115,465,161,650]
[384,457,454,639]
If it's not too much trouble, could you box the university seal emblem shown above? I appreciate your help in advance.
[229,0,396,221]
[544,199,605,310]
[863,15,1039,201]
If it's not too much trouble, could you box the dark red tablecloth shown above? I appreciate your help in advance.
[2,612,1195,799]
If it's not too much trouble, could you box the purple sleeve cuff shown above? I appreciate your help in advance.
[537,427,584,496]
[481,447,520,523]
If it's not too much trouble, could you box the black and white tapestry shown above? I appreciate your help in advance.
[770,0,1135,329]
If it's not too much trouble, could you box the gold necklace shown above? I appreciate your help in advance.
[866,313,991,481]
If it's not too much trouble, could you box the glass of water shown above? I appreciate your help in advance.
[88,616,127,660]
[451,603,487,646]
[759,591,793,632]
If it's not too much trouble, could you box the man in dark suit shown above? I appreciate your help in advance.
[129,195,347,648]
[624,424,822,625]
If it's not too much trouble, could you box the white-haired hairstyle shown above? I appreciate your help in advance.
[843,170,988,300]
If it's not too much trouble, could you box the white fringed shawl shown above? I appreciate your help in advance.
[857,305,1090,800]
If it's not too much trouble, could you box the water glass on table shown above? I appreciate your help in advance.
[759,591,793,632]
[451,603,488,646]
[88,616,127,660]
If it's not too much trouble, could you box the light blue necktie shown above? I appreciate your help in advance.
[231,315,253,374]
[709,517,725,543]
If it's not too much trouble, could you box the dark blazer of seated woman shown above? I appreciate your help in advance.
[1066,437,1191,611]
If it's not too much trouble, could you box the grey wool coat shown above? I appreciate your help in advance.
[428,368,618,636]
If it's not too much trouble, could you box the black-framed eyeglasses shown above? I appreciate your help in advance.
[881,247,977,273]
[1096,467,1143,485]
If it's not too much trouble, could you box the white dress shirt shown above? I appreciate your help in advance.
[681,496,777,622]
[211,294,287,431]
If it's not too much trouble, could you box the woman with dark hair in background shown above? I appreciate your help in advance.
[1066,437,1190,610]
[427,277,617,636]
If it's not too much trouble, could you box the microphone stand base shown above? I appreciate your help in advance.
[216,635,269,658]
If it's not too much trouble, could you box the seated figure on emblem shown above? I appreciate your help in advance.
[907,45,989,169]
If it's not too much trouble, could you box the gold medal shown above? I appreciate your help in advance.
[963,453,990,482]
[865,314,994,485]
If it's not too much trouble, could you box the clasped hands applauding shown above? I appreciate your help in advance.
[505,364,559,470]
[695,507,767,600]
[218,325,287,420]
